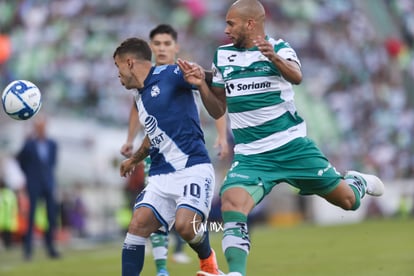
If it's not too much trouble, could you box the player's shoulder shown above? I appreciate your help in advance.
[216,42,237,52]
[152,64,181,77]
[269,37,294,50]
[152,64,173,74]
[215,43,240,62]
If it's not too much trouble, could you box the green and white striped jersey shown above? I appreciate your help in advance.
[212,36,306,155]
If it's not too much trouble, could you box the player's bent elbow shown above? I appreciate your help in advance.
[291,74,303,85]
[292,79,302,85]
[209,109,225,120]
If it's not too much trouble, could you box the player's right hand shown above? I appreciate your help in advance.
[120,142,133,158]
[120,158,136,177]
[177,59,205,87]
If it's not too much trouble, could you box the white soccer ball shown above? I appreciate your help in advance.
[1,80,42,120]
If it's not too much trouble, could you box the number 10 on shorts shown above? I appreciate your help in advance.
[183,183,201,198]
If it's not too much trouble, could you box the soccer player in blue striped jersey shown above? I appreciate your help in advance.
[119,24,230,276]
[121,24,230,163]
[114,38,221,276]
[178,1,385,276]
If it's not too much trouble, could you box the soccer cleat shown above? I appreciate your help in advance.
[172,251,192,264]
[197,272,240,276]
[197,249,220,276]
[156,268,169,276]
[347,171,385,196]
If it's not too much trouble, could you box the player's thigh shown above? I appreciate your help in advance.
[129,205,161,237]
[133,186,176,234]
[221,186,256,215]
[288,138,343,195]
[176,164,215,222]
[141,164,215,232]
[220,157,269,211]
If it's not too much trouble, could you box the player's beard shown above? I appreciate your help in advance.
[233,31,249,49]
[121,75,134,90]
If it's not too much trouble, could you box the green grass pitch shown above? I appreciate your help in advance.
[0,219,413,275]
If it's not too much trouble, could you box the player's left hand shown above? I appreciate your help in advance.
[253,36,275,60]
[177,59,205,86]
[214,135,230,160]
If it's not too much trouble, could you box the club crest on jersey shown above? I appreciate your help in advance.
[151,85,160,97]
[174,66,180,75]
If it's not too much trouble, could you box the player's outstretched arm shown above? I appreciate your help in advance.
[120,101,141,158]
[254,36,302,85]
[177,59,226,119]
[120,135,150,177]
[205,69,230,158]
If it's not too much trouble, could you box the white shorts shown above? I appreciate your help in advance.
[134,163,215,232]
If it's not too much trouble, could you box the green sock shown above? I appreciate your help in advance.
[155,259,167,272]
[349,185,361,210]
[222,210,248,223]
[150,232,168,272]
[345,175,364,210]
[222,211,249,276]
[225,247,248,275]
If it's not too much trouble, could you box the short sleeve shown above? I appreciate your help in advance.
[275,41,301,67]
[212,62,224,88]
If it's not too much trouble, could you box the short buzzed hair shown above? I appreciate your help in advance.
[149,24,178,41]
[113,37,152,61]
[230,0,265,22]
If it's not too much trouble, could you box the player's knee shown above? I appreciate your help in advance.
[174,221,194,242]
[337,195,357,210]
[221,198,244,213]
[220,188,255,214]
[324,184,359,211]
[128,219,153,237]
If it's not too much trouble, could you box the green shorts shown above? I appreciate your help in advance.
[220,137,343,204]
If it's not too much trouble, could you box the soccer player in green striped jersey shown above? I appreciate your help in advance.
[178,1,385,275]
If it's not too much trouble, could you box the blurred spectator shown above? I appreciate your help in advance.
[0,151,27,249]
[61,182,87,238]
[16,114,61,260]
[68,183,87,238]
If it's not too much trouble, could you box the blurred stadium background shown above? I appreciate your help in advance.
[0,0,414,271]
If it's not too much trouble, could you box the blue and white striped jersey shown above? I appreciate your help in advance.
[135,64,211,176]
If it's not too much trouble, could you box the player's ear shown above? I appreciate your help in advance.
[247,18,257,31]
[127,58,134,69]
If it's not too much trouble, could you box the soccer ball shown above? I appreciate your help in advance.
[1,80,42,120]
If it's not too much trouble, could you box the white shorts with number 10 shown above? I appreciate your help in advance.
[134,163,215,232]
